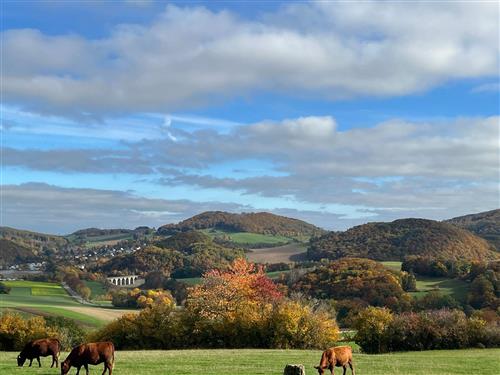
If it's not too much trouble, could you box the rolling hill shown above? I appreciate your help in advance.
[0,227,68,255]
[308,218,499,262]
[0,239,39,267]
[445,209,500,251]
[158,211,324,238]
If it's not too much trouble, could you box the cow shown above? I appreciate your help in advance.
[314,346,355,375]
[61,342,114,375]
[17,338,61,368]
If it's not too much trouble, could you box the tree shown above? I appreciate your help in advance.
[354,307,393,354]
[468,275,497,309]
[187,258,283,320]
[401,271,417,292]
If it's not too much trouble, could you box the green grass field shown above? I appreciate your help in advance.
[412,277,469,301]
[202,229,293,246]
[0,281,126,327]
[0,348,498,375]
[84,280,108,300]
[380,261,402,272]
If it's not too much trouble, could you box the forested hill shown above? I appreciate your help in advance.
[0,239,39,267]
[158,211,324,237]
[445,209,500,251]
[0,226,68,255]
[308,218,499,262]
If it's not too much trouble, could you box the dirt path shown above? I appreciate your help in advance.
[61,306,138,321]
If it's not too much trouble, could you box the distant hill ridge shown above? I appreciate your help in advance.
[158,211,324,237]
[308,218,498,262]
[0,226,68,255]
[445,209,500,251]
[0,239,39,267]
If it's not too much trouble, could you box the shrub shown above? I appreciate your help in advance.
[0,313,57,351]
[0,282,11,294]
[353,307,393,354]
[355,308,500,353]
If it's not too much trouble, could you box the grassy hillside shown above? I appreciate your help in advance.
[446,209,500,251]
[158,211,324,238]
[1,349,498,375]
[308,218,498,262]
[0,281,131,327]
[247,243,308,263]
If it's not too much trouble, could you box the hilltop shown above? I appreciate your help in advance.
[445,209,500,251]
[158,211,324,238]
[308,218,498,262]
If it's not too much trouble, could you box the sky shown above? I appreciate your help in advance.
[1,0,499,234]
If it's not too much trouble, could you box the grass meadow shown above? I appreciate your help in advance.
[0,349,499,375]
[0,281,133,327]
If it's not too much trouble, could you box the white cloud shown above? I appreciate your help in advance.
[3,2,498,117]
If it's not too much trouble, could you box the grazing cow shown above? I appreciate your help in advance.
[61,342,114,375]
[314,346,355,375]
[17,338,61,368]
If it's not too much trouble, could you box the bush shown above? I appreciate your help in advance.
[354,307,500,353]
[412,291,461,311]
[92,259,339,350]
[44,316,85,350]
[0,313,57,351]
[0,282,11,294]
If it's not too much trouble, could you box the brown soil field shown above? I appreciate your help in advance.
[247,243,307,263]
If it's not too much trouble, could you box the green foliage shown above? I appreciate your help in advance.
[291,258,411,312]
[308,218,498,262]
[355,308,500,354]
[401,271,417,292]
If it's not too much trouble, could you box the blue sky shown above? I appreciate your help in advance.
[1,0,499,234]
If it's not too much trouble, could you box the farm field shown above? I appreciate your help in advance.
[201,229,295,247]
[0,348,499,375]
[0,281,134,327]
[246,242,308,263]
[380,261,470,301]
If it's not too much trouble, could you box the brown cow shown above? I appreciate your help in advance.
[17,338,61,368]
[61,342,114,375]
[314,346,355,375]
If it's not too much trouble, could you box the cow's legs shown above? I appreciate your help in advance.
[329,365,335,375]
[51,355,55,368]
[84,363,89,375]
[76,365,81,375]
[349,361,355,375]
[37,357,41,367]
[29,358,33,367]
[342,366,347,375]
[103,361,113,375]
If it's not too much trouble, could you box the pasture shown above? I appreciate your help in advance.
[0,281,133,327]
[201,229,294,247]
[0,348,499,374]
[247,242,308,263]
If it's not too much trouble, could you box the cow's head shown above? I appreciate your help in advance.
[314,365,326,374]
[17,354,26,367]
[61,360,71,375]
